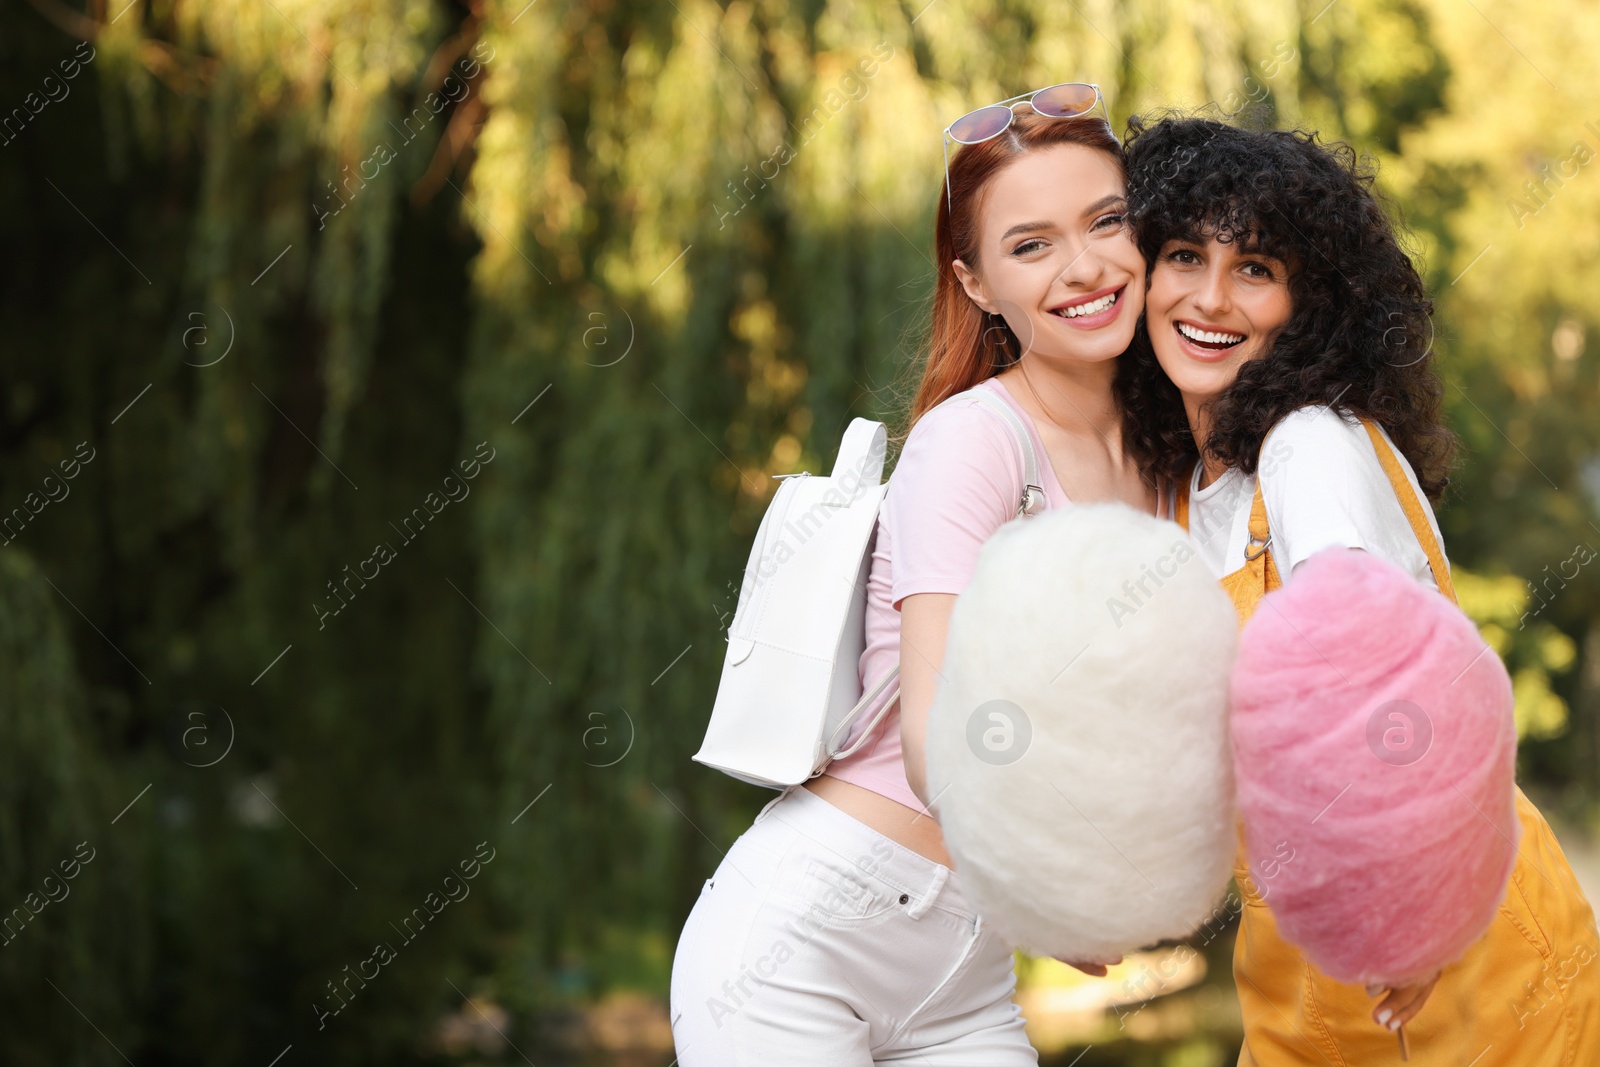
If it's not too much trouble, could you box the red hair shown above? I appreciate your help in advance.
[901,110,1123,438]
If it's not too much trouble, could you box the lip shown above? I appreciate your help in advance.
[1048,285,1126,331]
[1171,318,1246,362]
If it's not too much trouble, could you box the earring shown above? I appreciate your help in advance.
[984,313,1013,363]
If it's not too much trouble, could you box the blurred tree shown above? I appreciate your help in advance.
[1398,0,1600,796]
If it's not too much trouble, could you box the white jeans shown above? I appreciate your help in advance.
[669,783,1038,1065]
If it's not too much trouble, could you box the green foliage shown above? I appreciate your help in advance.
[1455,567,1578,741]
[0,549,149,1066]
[1,0,1597,1061]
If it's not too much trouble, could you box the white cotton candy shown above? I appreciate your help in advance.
[925,502,1238,961]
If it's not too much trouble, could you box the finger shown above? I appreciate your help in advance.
[1391,977,1438,1027]
[1373,980,1433,1029]
[1373,988,1412,1028]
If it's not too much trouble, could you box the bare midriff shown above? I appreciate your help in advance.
[802,774,955,869]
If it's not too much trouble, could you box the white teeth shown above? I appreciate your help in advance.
[1177,321,1245,345]
[1056,291,1118,318]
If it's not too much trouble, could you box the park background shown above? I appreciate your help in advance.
[3,0,1598,1063]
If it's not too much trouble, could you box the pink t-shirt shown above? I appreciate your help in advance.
[822,375,1079,811]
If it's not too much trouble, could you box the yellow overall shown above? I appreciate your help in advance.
[1175,419,1600,1066]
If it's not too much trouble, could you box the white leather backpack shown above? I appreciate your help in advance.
[692,386,1049,789]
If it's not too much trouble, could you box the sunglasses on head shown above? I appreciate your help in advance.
[942,82,1108,208]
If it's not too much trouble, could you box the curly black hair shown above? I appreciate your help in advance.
[1118,115,1456,500]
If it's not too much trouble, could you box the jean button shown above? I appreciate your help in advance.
[899,893,909,905]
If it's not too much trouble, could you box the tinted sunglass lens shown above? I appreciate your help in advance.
[1030,83,1099,117]
[948,104,1015,144]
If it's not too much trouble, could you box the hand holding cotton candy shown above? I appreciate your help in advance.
[925,503,1239,962]
[1230,547,1519,989]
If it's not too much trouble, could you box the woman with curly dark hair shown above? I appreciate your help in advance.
[1122,116,1600,1065]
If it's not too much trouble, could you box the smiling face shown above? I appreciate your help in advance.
[951,142,1145,367]
[1146,234,1294,412]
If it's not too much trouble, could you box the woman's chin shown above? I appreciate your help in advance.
[1155,352,1238,400]
[1032,324,1138,366]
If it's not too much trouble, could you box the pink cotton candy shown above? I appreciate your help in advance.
[1229,547,1519,988]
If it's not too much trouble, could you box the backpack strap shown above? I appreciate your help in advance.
[828,663,902,760]
[830,418,888,501]
[971,388,1049,518]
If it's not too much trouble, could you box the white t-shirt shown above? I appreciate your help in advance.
[1186,404,1445,590]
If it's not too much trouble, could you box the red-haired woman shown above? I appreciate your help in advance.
[670,85,1170,1065]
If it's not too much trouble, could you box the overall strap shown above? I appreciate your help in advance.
[1242,478,1281,588]
[1359,419,1457,605]
[1175,458,1272,562]
[1175,462,1192,530]
[1244,480,1272,561]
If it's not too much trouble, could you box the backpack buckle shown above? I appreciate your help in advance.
[1019,484,1046,517]
[1243,533,1272,561]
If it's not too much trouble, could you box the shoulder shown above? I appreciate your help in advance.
[905,382,1009,441]
[887,383,1022,526]
[884,382,1027,601]
[1260,404,1371,466]
[1254,404,1394,493]
[1257,405,1442,584]
[895,383,1016,470]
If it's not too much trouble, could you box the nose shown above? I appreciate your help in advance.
[1191,261,1232,318]
[1053,238,1105,290]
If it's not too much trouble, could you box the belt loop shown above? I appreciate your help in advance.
[753,784,795,824]
[905,864,949,920]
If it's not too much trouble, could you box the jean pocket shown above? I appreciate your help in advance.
[772,853,901,927]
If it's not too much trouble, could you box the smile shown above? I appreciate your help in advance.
[1175,320,1245,351]
[1049,286,1125,327]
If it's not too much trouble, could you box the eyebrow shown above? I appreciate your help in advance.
[998,195,1127,242]
[999,220,1055,241]
[1080,194,1126,217]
